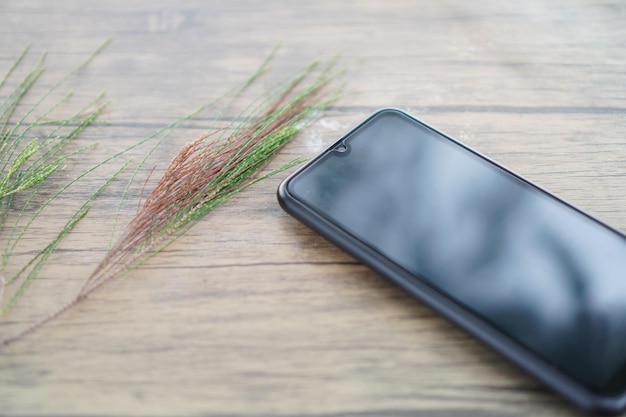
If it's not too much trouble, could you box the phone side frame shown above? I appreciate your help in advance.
[277,107,626,415]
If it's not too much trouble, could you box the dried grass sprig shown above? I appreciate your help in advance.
[0,56,343,346]
[105,48,276,252]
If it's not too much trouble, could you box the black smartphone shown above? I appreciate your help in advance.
[277,108,626,414]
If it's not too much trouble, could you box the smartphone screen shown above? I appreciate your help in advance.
[278,109,626,412]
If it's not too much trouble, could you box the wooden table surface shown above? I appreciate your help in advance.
[1,1,626,416]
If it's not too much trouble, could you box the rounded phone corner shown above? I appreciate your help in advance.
[276,176,293,211]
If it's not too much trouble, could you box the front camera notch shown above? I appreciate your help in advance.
[334,142,348,153]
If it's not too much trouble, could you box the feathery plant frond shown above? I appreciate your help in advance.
[88,58,341,288]
[0,42,109,201]
[0,54,344,346]
[0,42,110,314]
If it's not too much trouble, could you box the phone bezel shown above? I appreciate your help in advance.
[277,108,626,414]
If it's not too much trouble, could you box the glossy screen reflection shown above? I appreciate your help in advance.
[289,112,626,395]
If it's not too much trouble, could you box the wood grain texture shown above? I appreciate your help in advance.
[1,0,625,416]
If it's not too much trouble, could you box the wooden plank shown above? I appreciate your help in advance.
[0,0,625,415]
